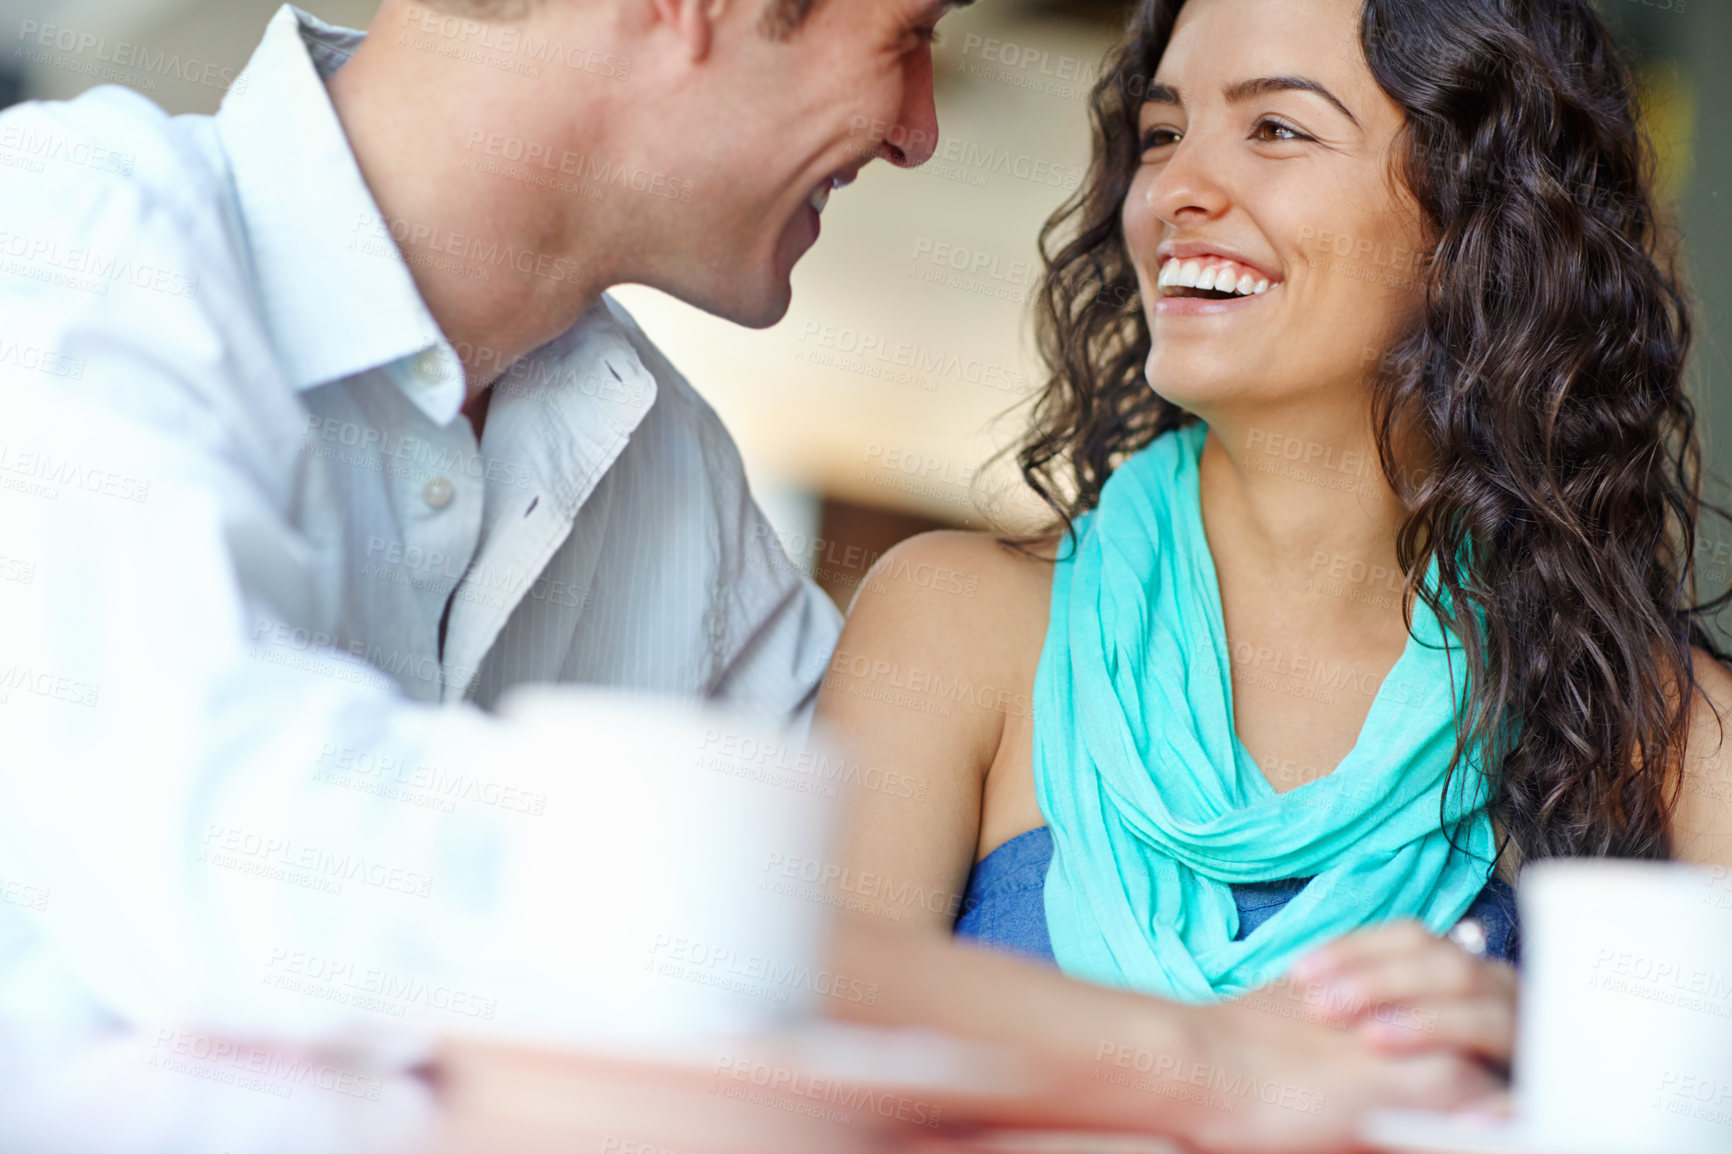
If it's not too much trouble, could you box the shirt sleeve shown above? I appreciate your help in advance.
[721,537,843,741]
[596,296,843,732]
[0,124,823,1052]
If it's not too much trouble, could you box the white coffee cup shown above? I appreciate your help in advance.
[1513,859,1732,1154]
[444,687,855,1052]
[1366,859,1732,1154]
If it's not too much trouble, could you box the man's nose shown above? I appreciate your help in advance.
[881,51,940,168]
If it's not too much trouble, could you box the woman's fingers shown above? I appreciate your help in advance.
[1357,994,1517,1062]
[1310,948,1511,1021]
[1283,922,1520,1065]
[1290,920,1434,985]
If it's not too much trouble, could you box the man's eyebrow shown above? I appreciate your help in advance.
[1223,76,1360,128]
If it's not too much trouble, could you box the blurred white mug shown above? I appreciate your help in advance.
[1367,859,1732,1154]
[1514,859,1732,1154]
[448,688,856,1053]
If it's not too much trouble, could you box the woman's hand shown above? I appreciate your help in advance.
[1288,920,1519,1070]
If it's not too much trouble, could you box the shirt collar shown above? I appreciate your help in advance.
[215,5,461,423]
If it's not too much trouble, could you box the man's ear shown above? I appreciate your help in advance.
[646,0,737,62]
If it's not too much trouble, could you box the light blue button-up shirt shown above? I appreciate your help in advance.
[0,5,840,1043]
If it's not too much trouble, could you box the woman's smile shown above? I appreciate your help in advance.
[1153,255,1279,316]
[1149,241,1285,316]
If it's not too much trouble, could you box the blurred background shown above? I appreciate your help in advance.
[2,0,1727,631]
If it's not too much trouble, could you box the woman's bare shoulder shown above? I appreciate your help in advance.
[817,530,1062,760]
[810,526,1066,807]
[1673,647,1732,868]
[842,529,1063,660]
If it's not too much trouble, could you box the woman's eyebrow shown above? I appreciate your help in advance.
[1223,76,1361,128]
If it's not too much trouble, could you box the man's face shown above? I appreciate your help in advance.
[637,0,959,328]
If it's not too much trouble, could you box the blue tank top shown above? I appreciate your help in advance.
[954,826,1520,968]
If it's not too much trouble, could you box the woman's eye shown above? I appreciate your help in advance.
[1141,128,1182,152]
[1253,118,1315,143]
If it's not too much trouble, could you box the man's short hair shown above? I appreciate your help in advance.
[415,0,821,38]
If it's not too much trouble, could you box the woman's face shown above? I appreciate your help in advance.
[1125,0,1428,416]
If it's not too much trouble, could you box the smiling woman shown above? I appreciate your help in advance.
[817,0,1732,1147]
[1025,0,1732,865]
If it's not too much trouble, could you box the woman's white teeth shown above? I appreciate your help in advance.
[809,181,832,215]
[1157,257,1271,297]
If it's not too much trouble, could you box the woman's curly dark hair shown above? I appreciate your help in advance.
[1018,0,1732,863]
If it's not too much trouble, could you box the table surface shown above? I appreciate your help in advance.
[428,1035,1189,1154]
[3,1024,1495,1154]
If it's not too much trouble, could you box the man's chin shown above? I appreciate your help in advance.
[699,278,794,331]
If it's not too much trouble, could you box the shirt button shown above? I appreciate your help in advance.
[423,476,455,509]
[413,350,446,382]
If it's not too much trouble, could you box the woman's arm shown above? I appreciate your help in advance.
[815,531,1047,937]
[816,532,1495,1152]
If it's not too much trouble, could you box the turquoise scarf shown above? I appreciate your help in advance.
[1034,420,1496,1003]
